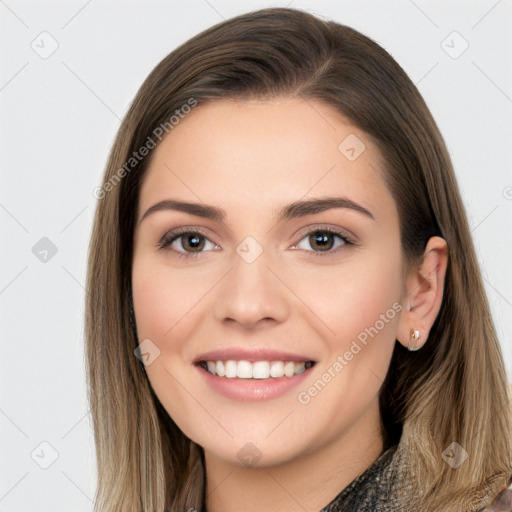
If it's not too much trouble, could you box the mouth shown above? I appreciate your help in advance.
[197,359,316,379]
[194,353,317,401]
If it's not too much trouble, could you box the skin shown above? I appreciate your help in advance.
[132,98,448,512]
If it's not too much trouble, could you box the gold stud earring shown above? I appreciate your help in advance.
[408,329,421,351]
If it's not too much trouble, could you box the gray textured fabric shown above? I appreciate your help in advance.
[319,444,512,512]
[320,444,405,512]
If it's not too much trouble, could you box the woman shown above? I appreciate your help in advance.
[85,7,512,511]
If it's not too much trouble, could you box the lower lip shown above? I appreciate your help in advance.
[196,364,314,401]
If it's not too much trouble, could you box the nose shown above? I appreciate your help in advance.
[212,244,290,330]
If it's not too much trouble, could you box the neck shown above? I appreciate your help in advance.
[204,400,384,512]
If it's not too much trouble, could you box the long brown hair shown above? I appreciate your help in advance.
[85,7,511,511]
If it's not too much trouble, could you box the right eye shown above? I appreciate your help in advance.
[158,229,220,258]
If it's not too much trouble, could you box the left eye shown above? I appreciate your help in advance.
[292,230,350,255]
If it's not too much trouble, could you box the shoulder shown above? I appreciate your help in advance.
[482,479,512,511]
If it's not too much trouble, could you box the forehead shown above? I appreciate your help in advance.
[138,98,395,224]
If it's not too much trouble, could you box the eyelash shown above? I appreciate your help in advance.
[157,226,356,259]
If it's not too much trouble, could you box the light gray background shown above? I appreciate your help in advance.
[1,0,511,510]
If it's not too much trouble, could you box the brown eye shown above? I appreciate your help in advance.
[292,228,353,257]
[308,231,337,252]
[158,229,219,258]
[296,229,350,253]
[179,233,206,252]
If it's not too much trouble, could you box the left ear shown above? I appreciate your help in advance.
[396,236,449,350]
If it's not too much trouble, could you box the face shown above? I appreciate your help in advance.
[132,98,406,468]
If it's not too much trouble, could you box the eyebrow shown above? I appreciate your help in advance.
[139,196,375,225]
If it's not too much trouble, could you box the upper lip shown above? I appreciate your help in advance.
[193,347,316,364]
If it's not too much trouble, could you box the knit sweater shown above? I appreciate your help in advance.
[319,444,512,511]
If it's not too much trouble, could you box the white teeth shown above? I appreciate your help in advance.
[252,361,270,379]
[283,361,295,377]
[203,359,313,378]
[215,360,225,377]
[236,360,253,379]
[225,360,237,378]
[269,361,284,378]
[294,362,306,374]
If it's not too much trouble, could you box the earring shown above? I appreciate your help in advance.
[408,329,421,351]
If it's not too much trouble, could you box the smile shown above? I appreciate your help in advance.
[199,360,315,379]
[195,358,316,401]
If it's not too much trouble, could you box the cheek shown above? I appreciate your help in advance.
[292,253,403,433]
[131,258,203,434]
[132,256,199,343]
[293,250,403,345]
[132,272,172,342]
